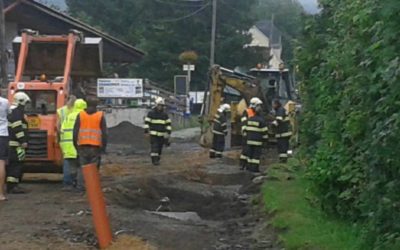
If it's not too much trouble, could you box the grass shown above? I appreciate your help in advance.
[263,160,363,250]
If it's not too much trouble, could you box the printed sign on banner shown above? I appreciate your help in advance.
[97,79,143,98]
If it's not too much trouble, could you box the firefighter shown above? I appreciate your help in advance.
[144,97,172,166]
[209,103,230,158]
[239,98,260,169]
[57,95,76,188]
[273,99,292,163]
[6,92,30,194]
[243,99,268,172]
[60,99,87,192]
[73,97,107,170]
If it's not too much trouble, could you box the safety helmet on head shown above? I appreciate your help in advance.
[13,92,31,106]
[220,103,231,112]
[155,97,165,106]
[249,97,263,107]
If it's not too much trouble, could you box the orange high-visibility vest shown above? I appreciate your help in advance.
[78,111,103,146]
[247,108,255,118]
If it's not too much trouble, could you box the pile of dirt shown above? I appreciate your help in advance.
[108,122,147,148]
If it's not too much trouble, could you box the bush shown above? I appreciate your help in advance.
[297,0,400,247]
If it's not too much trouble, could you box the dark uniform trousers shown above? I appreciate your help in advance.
[210,134,225,158]
[6,147,25,188]
[151,136,165,164]
[277,137,290,163]
[246,145,262,172]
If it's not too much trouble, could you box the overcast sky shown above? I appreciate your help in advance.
[298,0,320,14]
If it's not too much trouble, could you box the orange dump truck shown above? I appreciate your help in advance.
[7,29,102,172]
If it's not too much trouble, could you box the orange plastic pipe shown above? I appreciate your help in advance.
[82,163,113,249]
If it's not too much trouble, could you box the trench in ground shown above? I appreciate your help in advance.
[107,168,256,221]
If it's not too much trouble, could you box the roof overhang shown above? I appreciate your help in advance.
[4,0,145,64]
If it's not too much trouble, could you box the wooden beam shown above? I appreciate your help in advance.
[3,0,22,15]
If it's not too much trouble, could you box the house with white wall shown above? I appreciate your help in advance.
[247,20,283,69]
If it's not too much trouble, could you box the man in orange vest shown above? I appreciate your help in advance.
[73,97,107,170]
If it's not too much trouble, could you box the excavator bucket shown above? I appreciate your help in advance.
[13,36,103,77]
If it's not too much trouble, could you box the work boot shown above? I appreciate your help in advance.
[7,185,29,194]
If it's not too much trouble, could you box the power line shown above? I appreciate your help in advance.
[151,2,211,23]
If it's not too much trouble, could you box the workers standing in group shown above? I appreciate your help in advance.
[57,95,77,189]
[0,93,10,201]
[209,103,230,158]
[272,99,292,163]
[60,99,87,192]
[6,92,30,194]
[73,97,107,170]
[239,98,259,169]
[144,97,172,166]
[243,98,268,173]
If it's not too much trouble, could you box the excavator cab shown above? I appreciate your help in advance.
[248,67,296,108]
[8,30,103,172]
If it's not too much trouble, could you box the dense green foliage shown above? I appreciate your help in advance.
[297,0,400,247]
[67,0,262,89]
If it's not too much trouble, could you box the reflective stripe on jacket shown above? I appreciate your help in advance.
[78,111,103,146]
[144,109,172,137]
[244,114,268,146]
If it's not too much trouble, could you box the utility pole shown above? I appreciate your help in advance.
[209,0,217,67]
[0,0,7,88]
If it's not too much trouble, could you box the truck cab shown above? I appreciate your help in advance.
[8,30,102,172]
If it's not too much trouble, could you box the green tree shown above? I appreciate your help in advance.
[297,0,400,248]
[67,0,261,90]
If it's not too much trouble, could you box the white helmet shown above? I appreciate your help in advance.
[13,92,31,106]
[219,103,231,112]
[155,97,165,106]
[249,97,263,107]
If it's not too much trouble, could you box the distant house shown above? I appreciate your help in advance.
[247,20,283,69]
[3,0,144,78]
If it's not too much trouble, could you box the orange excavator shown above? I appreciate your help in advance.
[7,29,102,172]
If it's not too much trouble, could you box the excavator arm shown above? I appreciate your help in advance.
[200,65,267,147]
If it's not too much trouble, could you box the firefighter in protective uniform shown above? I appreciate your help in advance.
[243,99,268,172]
[7,92,30,194]
[272,99,292,163]
[209,103,230,158]
[144,97,172,166]
[239,98,260,169]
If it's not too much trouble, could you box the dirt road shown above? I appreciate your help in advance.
[0,132,279,250]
